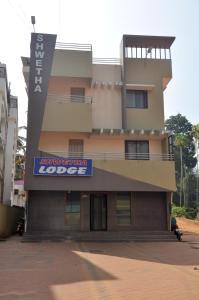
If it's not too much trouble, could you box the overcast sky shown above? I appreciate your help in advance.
[0,0,198,127]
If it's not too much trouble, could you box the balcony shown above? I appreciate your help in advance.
[39,151,175,191]
[93,58,121,65]
[47,94,92,104]
[44,151,173,161]
[125,58,172,88]
[51,42,92,78]
[42,94,92,133]
[122,36,174,89]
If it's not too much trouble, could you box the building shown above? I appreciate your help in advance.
[3,95,18,206]
[0,63,9,201]
[22,33,176,238]
[0,63,23,238]
[0,63,19,206]
[13,180,26,207]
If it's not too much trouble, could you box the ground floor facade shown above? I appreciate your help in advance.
[26,191,171,233]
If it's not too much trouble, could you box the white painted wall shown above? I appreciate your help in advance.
[3,96,18,205]
[0,65,8,201]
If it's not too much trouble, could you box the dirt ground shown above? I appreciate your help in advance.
[177,217,199,234]
[0,219,199,300]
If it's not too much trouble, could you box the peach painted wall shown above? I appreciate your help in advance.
[47,65,123,130]
[39,132,165,156]
[39,132,124,154]
[48,77,91,95]
[39,132,67,152]
[149,140,162,154]
[91,88,122,129]
[92,64,122,129]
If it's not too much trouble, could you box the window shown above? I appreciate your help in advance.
[168,135,173,160]
[68,140,83,158]
[14,189,19,195]
[116,192,131,225]
[70,87,85,102]
[125,141,149,160]
[126,90,148,108]
[65,192,80,226]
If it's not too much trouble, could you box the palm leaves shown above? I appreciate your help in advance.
[192,124,199,211]
[15,126,26,179]
[17,126,27,154]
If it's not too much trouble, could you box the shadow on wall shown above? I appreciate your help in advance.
[0,203,24,237]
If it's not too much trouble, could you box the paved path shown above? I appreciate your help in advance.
[0,234,199,300]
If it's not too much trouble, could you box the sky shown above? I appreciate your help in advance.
[0,0,198,127]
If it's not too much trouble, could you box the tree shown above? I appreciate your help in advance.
[192,124,199,210]
[15,126,27,180]
[175,133,188,206]
[165,114,197,207]
[165,114,197,173]
[17,136,26,154]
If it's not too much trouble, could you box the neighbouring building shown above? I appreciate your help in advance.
[0,63,19,206]
[3,95,18,206]
[0,63,9,201]
[13,180,26,207]
[22,33,176,238]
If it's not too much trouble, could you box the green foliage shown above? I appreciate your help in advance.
[15,126,27,180]
[185,208,197,219]
[192,124,199,140]
[165,114,192,134]
[17,136,26,154]
[172,206,186,217]
[171,206,197,219]
[172,171,197,208]
[165,114,197,172]
[185,172,197,208]
[15,154,25,180]
[165,114,198,208]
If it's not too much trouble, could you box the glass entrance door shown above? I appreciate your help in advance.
[90,194,107,231]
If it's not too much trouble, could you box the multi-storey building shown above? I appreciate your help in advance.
[0,63,9,201]
[3,95,18,205]
[0,63,18,206]
[22,33,176,238]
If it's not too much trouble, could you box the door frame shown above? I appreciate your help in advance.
[90,193,107,231]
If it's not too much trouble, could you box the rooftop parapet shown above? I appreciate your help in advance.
[122,35,175,60]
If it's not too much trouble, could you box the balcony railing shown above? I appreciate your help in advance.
[125,47,171,60]
[93,58,121,65]
[40,152,174,161]
[47,94,93,104]
[56,42,92,51]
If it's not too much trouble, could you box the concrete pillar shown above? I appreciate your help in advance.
[166,192,172,231]
[80,193,90,231]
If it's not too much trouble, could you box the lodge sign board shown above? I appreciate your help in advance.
[33,157,93,176]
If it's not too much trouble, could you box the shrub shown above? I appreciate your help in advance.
[172,206,186,217]
[185,208,197,219]
[172,206,197,219]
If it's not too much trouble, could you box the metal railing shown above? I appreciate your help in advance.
[47,93,92,104]
[93,58,121,65]
[41,152,174,161]
[125,47,171,60]
[56,42,92,51]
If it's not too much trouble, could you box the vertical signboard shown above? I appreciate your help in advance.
[25,33,57,189]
